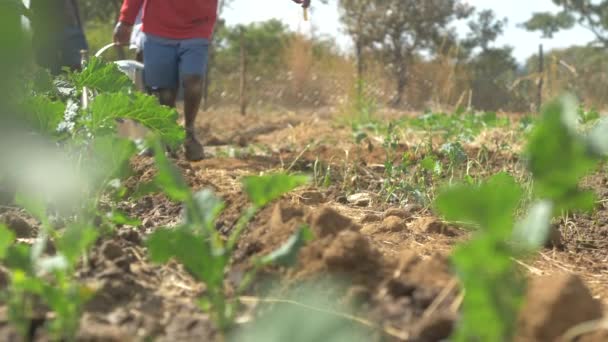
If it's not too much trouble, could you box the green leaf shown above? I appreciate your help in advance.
[20,96,65,135]
[69,57,132,93]
[56,224,98,266]
[11,270,44,294]
[88,136,136,193]
[451,237,525,341]
[30,68,55,94]
[88,92,185,149]
[259,226,314,267]
[130,181,161,199]
[198,297,212,312]
[435,172,522,238]
[146,227,226,288]
[525,96,597,212]
[441,142,467,165]
[242,173,309,208]
[513,200,553,250]
[5,244,33,274]
[421,156,442,175]
[0,224,15,259]
[191,189,225,231]
[150,138,191,202]
[106,211,141,226]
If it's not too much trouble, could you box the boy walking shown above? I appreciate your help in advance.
[113,0,311,161]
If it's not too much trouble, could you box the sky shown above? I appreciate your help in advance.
[223,0,597,63]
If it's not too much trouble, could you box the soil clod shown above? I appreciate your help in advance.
[1,212,34,238]
[308,206,360,238]
[517,273,603,342]
[298,191,325,205]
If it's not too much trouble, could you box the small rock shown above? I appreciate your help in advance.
[205,134,228,146]
[517,274,603,342]
[412,313,456,341]
[412,217,455,236]
[360,224,382,235]
[369,164,385,172]
[404,203,422,213]
[360,213,382,224]
[383,208,412,220]
[347,193,372,207]
[100,241,123,261]
[336,195,348,204]
[1,213,33,238]
[298,191,324,205]
[384,204,421,220]
[381,216,407,232]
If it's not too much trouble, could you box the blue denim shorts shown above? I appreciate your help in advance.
[142,34,210,90]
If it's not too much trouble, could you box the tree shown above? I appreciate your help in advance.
[338,0,377,86]
[363,0,473,106]
[463,9,507,53]
[524,0,608,47]
[464,9,519,111]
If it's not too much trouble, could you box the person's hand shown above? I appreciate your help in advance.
[292,0,311,8]
[113,22,133,46]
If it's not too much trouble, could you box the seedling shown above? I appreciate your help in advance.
[436,95,608,341]
[145,138,311,332]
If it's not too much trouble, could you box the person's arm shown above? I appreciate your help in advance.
[113,0,144,45]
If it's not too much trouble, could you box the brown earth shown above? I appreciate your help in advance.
[1,108,608,341]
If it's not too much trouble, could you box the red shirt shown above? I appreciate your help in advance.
[119,0,218,40]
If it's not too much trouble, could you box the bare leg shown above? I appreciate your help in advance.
[183,75,203,136]
[182,75,204,161]
[153,88,178,108]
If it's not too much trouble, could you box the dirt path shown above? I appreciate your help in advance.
[1,107,607,341]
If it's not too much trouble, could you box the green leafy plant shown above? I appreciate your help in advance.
[0,51,180,340]
[435,95,608,341]
[145,138,311,332]
[1,196,98,341]
[407,110,509,142]
[87,92,185,149]
[436,173,525,341]
[68,56,133,93]
[577,105,600,124]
